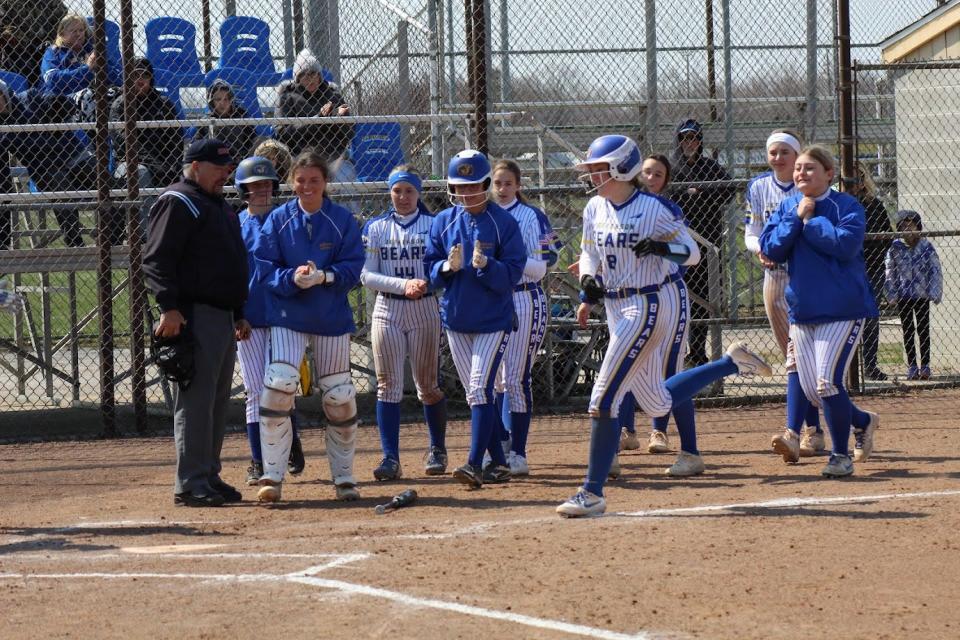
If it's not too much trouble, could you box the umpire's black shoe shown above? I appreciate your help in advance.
[174,491,225,507]
[288,436,306,476]
[481,463,511,484]
[209,478,243,503]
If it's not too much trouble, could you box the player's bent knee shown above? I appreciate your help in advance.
[260,362,299,416]
[417,385,445,406]
[319,371,358,427]
[816,377,840,398]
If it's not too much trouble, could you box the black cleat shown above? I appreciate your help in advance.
[174,491,225,507]
[288,435,305,476]
[481,463,511,484]
[424,447,448,475]
[452,463,483,489]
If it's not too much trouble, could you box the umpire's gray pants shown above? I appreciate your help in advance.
[173,304,237,494]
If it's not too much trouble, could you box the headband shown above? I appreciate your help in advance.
[766,132,802,154]
[387,170,422,193]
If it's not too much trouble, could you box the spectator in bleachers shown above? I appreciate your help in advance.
[274,48,353,162]
[0,78,90,247]
[0,0,66,85]
[669,118,736,367]
[110,57,183,191]
[253,138,291,181]
[194,79,258,160]
[40,13,120,95]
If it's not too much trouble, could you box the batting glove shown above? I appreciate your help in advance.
[472,242,488,269]
[293,261,327,289]
[445,244,463,272]
[580,274,604,304]
[632,238,691,264]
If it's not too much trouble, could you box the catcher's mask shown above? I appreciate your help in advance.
[149,311,195,390]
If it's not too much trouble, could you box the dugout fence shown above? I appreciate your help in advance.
[0,0,950,437]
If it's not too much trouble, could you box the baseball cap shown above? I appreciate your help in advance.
[183,138,235,166]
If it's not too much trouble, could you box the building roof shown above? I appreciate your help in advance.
[881,0,960,62]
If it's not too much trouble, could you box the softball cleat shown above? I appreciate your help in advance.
[853,411,879,462]
[620,431,641,451]
[256,479,282,503]
[799,427,826,457]
[665,451,705,477]
[821,453,854,478]
[771,429,801,463]
[557,489,606,518]
[647,430,670,454]
[726,342,773,377]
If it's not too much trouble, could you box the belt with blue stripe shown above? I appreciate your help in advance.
[514,282,542,292]
[662,272,683,285]
[381,291,436,300]
[604,283,660,299]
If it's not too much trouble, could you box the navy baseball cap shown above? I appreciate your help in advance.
[183,138,235,166]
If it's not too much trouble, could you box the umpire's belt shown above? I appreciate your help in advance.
[661,272,683,285]
[513,282,541,292]
[604,284,660,299]
[381,291,436,300]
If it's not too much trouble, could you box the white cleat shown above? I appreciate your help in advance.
[257,479,282,503]
[647,430,670,454]
[665,451,705,477]
[853,411,879,462]
[726,342,773,377]
[799,427,826,457]
[556,489,606,518]
[620,432,641,451]
[771,429,801,463]
[508,452,529,476]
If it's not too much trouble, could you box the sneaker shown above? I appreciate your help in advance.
[246,460,263,486]
[906,365,919,380]
[373,457,403,481]
[508,452,529,476]
[452,463,483,489]
[647,430,670,454]
[257,479,282,503]
[620,431,641,451]
[556,489,606,518]
[821,453,854,478]
[665,451,705,476]
[608,453,621,480]
[424,447,448,475]
[174,490,225,508]
[288,435,306,476]
[771,429,801,463]
[799,427,826,457]
[482,463,511,484]
[726,341,773,377]
[335,483,360,501]
[919,366,931,380]
[853,411,879,463]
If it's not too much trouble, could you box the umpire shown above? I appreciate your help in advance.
[143,138,251,507]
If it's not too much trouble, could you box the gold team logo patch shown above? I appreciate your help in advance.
[457,163,474,177]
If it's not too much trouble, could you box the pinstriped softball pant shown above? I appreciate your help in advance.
[495,285,548,414]
[447,330,510,406]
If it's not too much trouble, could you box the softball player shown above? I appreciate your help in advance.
[423,150,526,489]
[361,165,448,481]
[253,150,365,502]
[744,129,824,457]
[487,159,557,476]
[557,135,773,518]
[759,145,880,477]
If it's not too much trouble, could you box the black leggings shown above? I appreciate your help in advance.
[897,298,930,368]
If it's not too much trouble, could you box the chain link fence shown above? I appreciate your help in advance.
[0,0,948,436]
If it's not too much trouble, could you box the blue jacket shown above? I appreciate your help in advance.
[239,209,270,328]
[760,189,878,324]
[885,238,942,303]
[424,202,526,333]
[40,43,122,95]
[254,198,364,336]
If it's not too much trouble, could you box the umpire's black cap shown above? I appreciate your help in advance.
[184,138,235,166]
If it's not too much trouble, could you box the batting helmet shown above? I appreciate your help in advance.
[234,156,280,197]
[575,135,643,190]
[446,150,491,208]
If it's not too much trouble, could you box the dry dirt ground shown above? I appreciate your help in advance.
[2,389,960,639]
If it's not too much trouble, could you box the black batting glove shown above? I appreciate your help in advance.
[632,238,670,258]
[580,274,604,304]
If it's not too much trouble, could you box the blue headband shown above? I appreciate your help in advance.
[388,170,422,193]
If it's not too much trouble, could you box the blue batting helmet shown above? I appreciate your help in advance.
[234,156,280,197]
[575,135,642,182]
[447,149,491,185]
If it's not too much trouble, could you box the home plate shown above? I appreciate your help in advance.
[121,544,226,554]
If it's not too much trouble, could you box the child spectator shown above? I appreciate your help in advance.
[885,210,942,380]
[253,139,292,182]
[195,79,258,160]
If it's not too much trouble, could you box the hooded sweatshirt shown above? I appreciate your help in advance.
[194,78,257,159]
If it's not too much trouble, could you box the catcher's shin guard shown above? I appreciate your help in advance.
[319,372,358,486]
[259,362,299,483]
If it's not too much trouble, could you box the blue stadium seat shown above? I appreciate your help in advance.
[280,66,334,84]
[152,68,193,139]
[351,123,404,182]
[204,67,271,138]
[218,16,282,86]
[86,17,121,70]
[145,17,205,85]
[0,69,29,94]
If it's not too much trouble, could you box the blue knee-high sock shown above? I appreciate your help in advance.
[786,372,809,435]
[485,421,508,466]
[494,392,509,441]
[652,412,670,433]
[820,391,853,457]
[376,401,401,461]
[850,402,870,430]
[423,399,447,450]
[584,416,620,497]
[510,412,532,457]
[665,356,738,407]
[806,405,822,432]
[673,400,698,454]
[246,421,262,462]
[468,403,497,468]
[619,393,637,434]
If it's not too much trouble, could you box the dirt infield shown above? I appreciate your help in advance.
[2,389,960,639]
